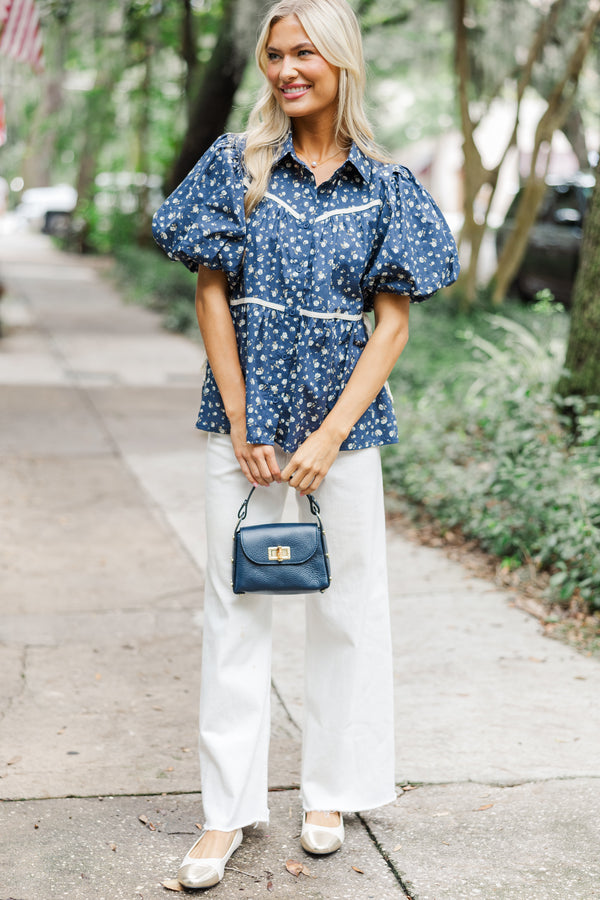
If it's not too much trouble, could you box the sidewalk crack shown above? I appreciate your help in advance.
[271,677,301,733]
[1,786,302,803]
[357,811,419,899]
[0,645,28,726]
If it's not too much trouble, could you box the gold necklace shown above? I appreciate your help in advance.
[294,144,346,169]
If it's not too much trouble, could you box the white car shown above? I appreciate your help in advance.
[17,184,77,235]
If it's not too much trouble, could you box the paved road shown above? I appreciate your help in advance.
[1,230,599,899]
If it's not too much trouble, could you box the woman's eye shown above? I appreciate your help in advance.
[298,49,313,56]
[267,52,280,61]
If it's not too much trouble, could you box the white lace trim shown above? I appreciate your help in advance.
[264,193,382,223]
[230,297,363,322]
[299,308,363,322]
[264,192,305,221]
[230,297,285,312]
[315,199,382,222]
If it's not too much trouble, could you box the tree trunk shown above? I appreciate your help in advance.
[133,38,155,246]
[558,158,600,399]
[181,0,198,118]
[490,1,600,303]
[21,4,72,187]
[452,0,563,306]
[73,64,120,251]
[166,0,263,193]
[563,106,589,170]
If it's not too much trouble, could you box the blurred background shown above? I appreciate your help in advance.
[1,0,599,632]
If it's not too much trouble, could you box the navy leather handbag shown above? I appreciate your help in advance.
[232,487,331,595]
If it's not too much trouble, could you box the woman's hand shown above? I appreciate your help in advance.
[230,418,281,487]
[280,426,342,494]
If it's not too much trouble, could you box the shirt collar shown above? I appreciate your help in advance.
[273,132,372,183]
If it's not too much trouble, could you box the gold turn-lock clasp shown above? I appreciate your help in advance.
[268,545,291,562]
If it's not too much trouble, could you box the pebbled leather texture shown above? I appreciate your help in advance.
[233,522,330,594]
[240,523,319,565]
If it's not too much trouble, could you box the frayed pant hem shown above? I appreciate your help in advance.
[203,810,270,831]
[301,791,398,815]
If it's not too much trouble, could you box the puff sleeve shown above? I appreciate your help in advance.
[151,134,246,275]
[363,165,460,308]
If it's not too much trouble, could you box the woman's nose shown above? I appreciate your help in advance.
[280,55,298,80]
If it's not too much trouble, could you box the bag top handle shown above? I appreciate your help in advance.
[235,486,323,533]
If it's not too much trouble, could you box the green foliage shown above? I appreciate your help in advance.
[383,301,600,610]
[111,244,197,334]
[361,0,457,149]
[71,206,140,255]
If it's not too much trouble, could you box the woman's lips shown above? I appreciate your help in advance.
[280,84,311,99]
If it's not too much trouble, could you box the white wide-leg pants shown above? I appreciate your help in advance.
[199,433,396,831]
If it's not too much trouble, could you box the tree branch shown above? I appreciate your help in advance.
[356,0,379,18]
[361,11,412,32]
[491,0,600,302]
[516,0,566,103]
[181,0,198,110]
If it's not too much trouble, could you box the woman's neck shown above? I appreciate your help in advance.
[292,119,344,164]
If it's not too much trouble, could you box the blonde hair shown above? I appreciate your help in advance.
[243,0,390,217]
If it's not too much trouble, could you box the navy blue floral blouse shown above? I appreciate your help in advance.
[152,132,459,452]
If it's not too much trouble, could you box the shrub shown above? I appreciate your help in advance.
[383,310,600,609]
[111,245,197,334]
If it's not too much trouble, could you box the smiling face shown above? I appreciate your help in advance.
[265,15,340,124]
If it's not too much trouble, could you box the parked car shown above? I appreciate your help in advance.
[495,172,595,306]
[16,184,77,236]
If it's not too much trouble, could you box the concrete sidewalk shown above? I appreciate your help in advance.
[1,230,599,900]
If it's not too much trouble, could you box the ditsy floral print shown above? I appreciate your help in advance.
[152,132,459,452]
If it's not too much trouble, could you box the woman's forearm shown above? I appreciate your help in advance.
[322,293,410,443]
[195,266,281,486]
[195,267,246,425]
[280,293,409,494]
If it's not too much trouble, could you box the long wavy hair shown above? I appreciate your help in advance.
[243,0,390,217]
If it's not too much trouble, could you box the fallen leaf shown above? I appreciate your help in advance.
[34,823,39,829]
[138,815,149,825]
[162,879,183,891]
[474,804,494,811]
[285,859,303,877]
[181,747,191,753]
[165,766,174,773]
[285,859,311,877]
[352,866,364,874]
[110,843,117,852]
[432,811,451,817]
[267,881,274,891]
[195,822,203,831]
[401,784,417,791]
[393,844,402,852]
[7,756,22,766]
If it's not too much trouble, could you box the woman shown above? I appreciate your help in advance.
[152,0,459,889]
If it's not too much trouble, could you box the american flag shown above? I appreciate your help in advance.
[0,0,43,72]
